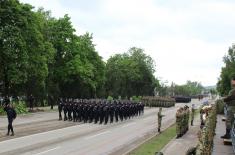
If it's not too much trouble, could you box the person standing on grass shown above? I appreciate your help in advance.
[4,103,17,136]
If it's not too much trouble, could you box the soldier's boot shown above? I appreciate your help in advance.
[176,134,181,138]
[221,129,231,139]
[158,128,161,133]
[100,118,103,124]
[89,117,93,123]
[64,116,67,121]
[59,114,62,120]
[105,118,108,124]
[115,117,118,122]
[10,131,14,136]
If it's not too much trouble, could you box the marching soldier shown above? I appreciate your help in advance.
[109,104,114,123]
[114,104,119,122]
[73,102,77,122]
[63,101,68,121]
[104,104,109,124]
[68,101,72,121]
[58,98,63,120]
[176,108,182,138]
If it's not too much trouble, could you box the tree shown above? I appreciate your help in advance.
[24,8,55,104]
[217,44,235,96]
[0,0,30,97]
[105,47,158,98]
[174,81,203,96]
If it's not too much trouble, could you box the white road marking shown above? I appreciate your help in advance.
[33,146,60,155]
[142,117,153,121]
[0,124,89,145]
[121,122,136,128]
[85,131,110,140]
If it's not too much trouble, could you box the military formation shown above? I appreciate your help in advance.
[176,105,190,138]
[196,104,216,155]
[142,96,175,108]
[58,99,144,124]
[174,96,191,103]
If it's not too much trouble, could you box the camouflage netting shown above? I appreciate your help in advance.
[196,104,217,155]
[142,96,175,108]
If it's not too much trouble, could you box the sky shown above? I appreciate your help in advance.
[20,0,235,86]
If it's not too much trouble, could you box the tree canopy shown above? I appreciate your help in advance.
[0,0,161,104]
[1,0,207,104]
[105,47,158,98]
[217,44,235,96]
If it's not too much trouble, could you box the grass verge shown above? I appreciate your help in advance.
[128,124,176,155]
[129,108,200,155]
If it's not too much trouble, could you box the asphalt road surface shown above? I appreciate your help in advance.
[0,99,202,155]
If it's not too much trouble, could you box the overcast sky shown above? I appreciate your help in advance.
[20,0,234,86]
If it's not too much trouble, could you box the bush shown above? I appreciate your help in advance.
[0,101,28,115]
[107,96,113,101]
[13,101,28,114]
[0,107,6,115]
[132,96,142,102]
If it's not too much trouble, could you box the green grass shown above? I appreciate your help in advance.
[129,124,176,155]
[129,109,200,155]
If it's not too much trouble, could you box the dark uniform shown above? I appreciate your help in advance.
[58,98,63,120]
[59,99,145,124]
[63,102,68,121]
[68,102,72,121]
[104,104,109,124]
[4,104,16,136]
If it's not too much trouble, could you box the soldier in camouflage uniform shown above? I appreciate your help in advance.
[191,104,195,126]
[185,105,189,132]
[221,75,235,139]
[158,107,164,133]
[176,108,182,138]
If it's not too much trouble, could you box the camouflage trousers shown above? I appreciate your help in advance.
[176,120,181,135]
[226,106,235,129]
[158,118,162,129]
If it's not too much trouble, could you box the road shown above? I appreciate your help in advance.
[0,99,202,155]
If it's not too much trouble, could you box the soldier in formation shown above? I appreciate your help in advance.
[141,96,175,108]
[58,99,144,124]
[176,105,190,138]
